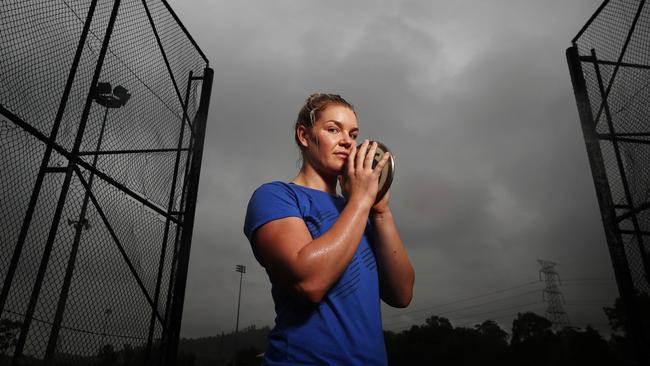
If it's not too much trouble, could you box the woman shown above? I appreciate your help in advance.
[244,93,414,365]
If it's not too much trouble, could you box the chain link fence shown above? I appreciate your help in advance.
[0,0,212,365]
[567,0,650,364]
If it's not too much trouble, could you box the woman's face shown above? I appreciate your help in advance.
[301,104,359,175]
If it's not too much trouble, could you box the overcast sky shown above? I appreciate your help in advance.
[168,0,618,338]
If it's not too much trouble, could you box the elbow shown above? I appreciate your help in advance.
[382,286,413,308]
[397,291,413,308]
[384,270,415,308]
[390,289,413,308]
[294,280,327,305]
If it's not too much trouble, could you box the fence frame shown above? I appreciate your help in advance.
[567,1,650,363]
[0,1,212,364]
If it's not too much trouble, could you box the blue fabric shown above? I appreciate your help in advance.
[244,181,387,366]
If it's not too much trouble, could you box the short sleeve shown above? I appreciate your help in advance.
[243,182,302,244]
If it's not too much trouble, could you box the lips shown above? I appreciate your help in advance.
[334,152,349,159]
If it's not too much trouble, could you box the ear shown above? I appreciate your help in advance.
[296,125,311,149]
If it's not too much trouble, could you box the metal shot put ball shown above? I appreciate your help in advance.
[357,141,395,204]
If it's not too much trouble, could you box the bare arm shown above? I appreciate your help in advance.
[253,197,372,304]
[370,199,414,308]
[253,141,390,304]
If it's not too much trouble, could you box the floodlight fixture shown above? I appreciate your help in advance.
[113,85,131,106]
[93,82,130,108]
[95,82,112,96]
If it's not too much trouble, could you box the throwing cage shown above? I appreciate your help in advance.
[567,0,650,364]
[0,0,212,365]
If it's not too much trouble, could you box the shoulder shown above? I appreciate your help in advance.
[248,181,299,207]
[253,181,295,196]
[244,181,303,241]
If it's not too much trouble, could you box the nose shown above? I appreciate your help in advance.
[339,137,352,149]
[340,133,353,147]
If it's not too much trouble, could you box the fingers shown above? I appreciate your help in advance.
[347,145,356,176]
[365,141,378,171]
[373,151,391,174]
[356,139,370,171]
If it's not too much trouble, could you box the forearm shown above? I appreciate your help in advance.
[372,209,414,307]
[292,197,372,302]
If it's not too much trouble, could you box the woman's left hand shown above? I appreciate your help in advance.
[339,177,391,214]
[372,190,390,215]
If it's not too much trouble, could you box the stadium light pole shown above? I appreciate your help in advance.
[235,264,246,334]
[43,82,130,364]
[234,264,246,365]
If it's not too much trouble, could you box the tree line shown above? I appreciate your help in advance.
[1,293,648,365]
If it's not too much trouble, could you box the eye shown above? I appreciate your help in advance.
[328,127,339,134]
[350,133,358,140]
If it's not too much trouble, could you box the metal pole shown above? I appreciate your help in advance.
[159,0,209,65]
[160,102,195,357]
[571,0,611,45]
[235,270,243,335]
[11,1,122,363]
[566,45,649,366]
[141,0,196,135]
[0,105,180,224]
[163,78,198,328]
[145,70,193,363]
[590,48,650,287]
[234,270,244,366]
[0,0,98,317]
[163,67,213,366]
[44,106,110,364]
[591,0,646,125]
[72,166,166,324]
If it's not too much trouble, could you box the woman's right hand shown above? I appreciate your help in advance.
[339,139,391,208]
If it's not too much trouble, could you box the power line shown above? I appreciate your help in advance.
[565,302,614,306]
[383,280,541,320]
[448,301,546,322]
[383,278,614,330]
[439,288,541,314]
[384,287,542,323]
[562,278,615,282]
[384,300,545,329]
[562,278,616,284]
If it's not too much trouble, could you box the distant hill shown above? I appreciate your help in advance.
[179,325,270,366]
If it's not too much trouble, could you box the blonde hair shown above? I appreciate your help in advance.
[294,93,356,151]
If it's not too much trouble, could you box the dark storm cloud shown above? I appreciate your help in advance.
[169,0,614,337]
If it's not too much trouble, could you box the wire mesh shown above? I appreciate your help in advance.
[0,0,211,365]
[572,0,650,295]
[569,0,650,363]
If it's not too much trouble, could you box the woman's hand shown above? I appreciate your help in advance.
[372,190,390,215]
[338,140,391,208]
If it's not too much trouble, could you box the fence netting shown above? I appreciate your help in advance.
[568,0,650,364]
[0,0,211,365]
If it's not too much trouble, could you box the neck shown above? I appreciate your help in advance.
[291,162,338,196]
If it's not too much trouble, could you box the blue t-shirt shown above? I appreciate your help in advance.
[243,181,387,366]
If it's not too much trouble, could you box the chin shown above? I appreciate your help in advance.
[322,164,344,177]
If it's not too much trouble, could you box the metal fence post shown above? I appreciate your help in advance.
[0,0,98,318]
[11,1,122,364]
[566,45,650,366]
[145,71,194,364]
[44,105,110,365]
[163,67,213,366]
